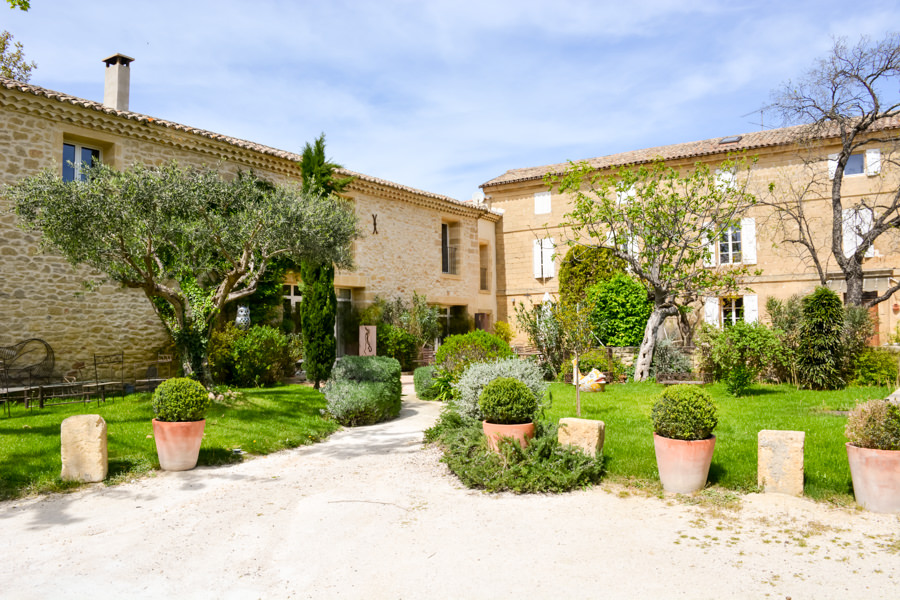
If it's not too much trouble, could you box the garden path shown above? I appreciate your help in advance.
[0,376,898,598]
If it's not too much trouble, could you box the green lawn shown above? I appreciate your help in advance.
[0,384,339,500]
[544,381,893,502]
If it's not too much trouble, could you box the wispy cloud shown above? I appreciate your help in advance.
[5,0,900,199]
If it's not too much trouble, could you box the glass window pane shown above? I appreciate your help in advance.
[845,153,865,175]
[62,143,76,181]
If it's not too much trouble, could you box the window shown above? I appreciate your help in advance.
[718,225,742,265]
[721,297,743,326]
[533,237,555,279]
[704,294,758,326]
[534,191,551,215]
[705,218,756,266]
[479,243,491,291]
[441,222,460,275]
[62,142,100,182]
[828,149,881,179]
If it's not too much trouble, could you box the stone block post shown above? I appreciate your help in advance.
[60,414,108,483]
[558,418,605,457]
[758,430,805,496]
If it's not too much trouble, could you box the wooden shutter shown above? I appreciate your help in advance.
[866,148,881,176]
[743,294,758,323]
[704,297,719,325]
[741,217,756,265]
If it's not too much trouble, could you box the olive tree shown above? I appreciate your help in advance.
[553,158,758,381]
[9,161,359,382]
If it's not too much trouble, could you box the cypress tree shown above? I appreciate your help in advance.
[797,287,845,390]
[300,261,336,389]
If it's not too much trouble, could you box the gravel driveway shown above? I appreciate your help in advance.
[1,378,898,599]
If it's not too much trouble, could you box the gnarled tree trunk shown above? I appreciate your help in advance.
[633,304,679,381]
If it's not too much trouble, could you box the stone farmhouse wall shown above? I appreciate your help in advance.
[484,131,900,345]
[0,80,498,380]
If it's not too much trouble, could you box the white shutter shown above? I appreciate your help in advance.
[866,148,881,176]
[743,294,758,323]
[542,238,556,278]
[843,209,875,258]
[715,168,735,190]
[703,224,716,267]
[828,153,838,179]
[704,297,719,326]
[534,191,551,215]
[616,185,636,205]
[629,236,640,259]
[533,239,543,278]
[741,217,756,265]
[860,210,875,258]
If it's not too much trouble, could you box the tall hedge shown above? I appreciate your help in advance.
[797,287,845,390]
[300,261,336,389]
[587,272,652,346]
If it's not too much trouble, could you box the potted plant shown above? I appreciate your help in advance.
[845,398,900,513]
[151,377,212,471]
[651,384,718,494]
[478,377,538,452]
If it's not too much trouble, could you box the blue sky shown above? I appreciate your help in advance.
[5,0,900,200]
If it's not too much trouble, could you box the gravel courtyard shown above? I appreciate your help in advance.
[1,380,898,599]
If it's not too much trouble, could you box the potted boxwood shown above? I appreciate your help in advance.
[651,384,718,494]
[845,398,900,513]
[151,377,212,471]
[478,376,538,452]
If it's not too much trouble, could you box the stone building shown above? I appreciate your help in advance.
[481,123,900,344]
[0,55,498,378]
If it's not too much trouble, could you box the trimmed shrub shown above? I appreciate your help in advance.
[797,287,845,390]
[324,356,402,426]
[377,323,418,371]
[232,325,290,387]
[478,377,538,424]
[435,330,514,376]
[852,348,900,387]
[651,384,717,441]
[414,365,439,400]
[452,358,548,421]
[846,399,900,451]
[152,377,211,422]
[324,380,400,427]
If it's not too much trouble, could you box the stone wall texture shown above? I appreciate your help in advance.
[0,85,498,380]
[487,143,900,344]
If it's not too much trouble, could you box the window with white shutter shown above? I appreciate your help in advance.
[534,191,551,215]
[533,238,555,279]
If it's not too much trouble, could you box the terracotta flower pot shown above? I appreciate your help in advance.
[482,421,535,452]
[152,419,206,471]
[846,443,900,513]
[653,433,716,494]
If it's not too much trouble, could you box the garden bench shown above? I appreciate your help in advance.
[0,338,55,387]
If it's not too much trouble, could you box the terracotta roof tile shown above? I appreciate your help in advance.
[0,77,487,212]
[481,117,900,188]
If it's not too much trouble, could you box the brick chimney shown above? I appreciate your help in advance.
[102,53,134,111]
